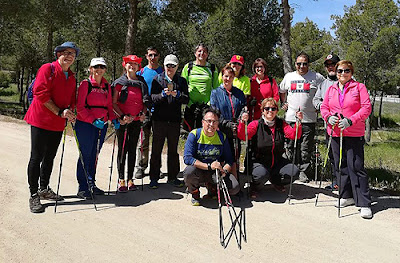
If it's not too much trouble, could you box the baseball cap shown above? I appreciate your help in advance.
[230,55,244,65]
[90,57,107,67]
[122,55,142,69]
[164,54,179,66]
[324,54,340,65]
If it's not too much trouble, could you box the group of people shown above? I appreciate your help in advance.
[25,41,373,219]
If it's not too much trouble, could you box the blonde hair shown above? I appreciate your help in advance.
[335,60,354,74]
[260,98,278,110]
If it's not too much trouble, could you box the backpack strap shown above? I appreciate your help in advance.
[85,79,108,109]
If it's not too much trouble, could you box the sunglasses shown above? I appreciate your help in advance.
[231,62,242,66]
[203,119,219,125]
[296,62,308,67]
[263,107,278,112]
[166,64,177,68]
[147,53,159,58]
[93,65,106,69]
[325,63,336,67]
[337,69,351,74]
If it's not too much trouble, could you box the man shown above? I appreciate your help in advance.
[148,54,189,189]
[279,52,325,182]
[135,47,164,179]
[313,54,340,189]
[183,108,239,206]
[181,43,219,131]
[24,41,79,213]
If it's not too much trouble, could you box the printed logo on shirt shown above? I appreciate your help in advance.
[290,80,310,93]
[90,88,108,94]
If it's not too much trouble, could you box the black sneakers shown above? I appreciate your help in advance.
[29,193,45,213]
[38,187,64,201]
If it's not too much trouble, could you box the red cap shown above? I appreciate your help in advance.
[230,55,244,65]
[122,55,142,69]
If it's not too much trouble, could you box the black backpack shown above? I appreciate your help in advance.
[84,79,109,109]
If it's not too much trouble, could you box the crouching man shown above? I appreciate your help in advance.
[183,107,240,206]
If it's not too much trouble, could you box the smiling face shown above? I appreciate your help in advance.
[146,49,160,66]
[202,112,219,136]
[222,69,235,89]
[124,61,140,74]
[336,65,353,85]
[165,63,178,77]
[230,62,242,77]
[195,46,208,62]
[57,48,76,69]
[325,61,336,77]
[295,56,309,76]
[254,63,265,77]
[262,100,278,121]
[90,64,106,79]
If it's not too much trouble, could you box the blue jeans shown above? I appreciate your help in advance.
[75,120,107,192]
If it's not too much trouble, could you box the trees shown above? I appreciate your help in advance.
[280,0,293,74]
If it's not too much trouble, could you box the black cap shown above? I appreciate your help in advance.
[324,54,340,65]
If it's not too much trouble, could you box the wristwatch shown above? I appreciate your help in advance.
[207,163,212,171]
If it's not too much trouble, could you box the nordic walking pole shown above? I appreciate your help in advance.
[216,169,225,246]
[116,125,128,193]
[107,132,117,195]
[244,106,250,198]
[140,126,144,191]
[54,124,67,213]
[315,113,338,206]
[104,130,116,142]
[71,123,97,211]
[338,114,344,218]
[288,108,301,205]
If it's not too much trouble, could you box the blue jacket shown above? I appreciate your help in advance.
[210,84,246,137]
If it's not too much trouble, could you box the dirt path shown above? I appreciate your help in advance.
[0,115,399,263]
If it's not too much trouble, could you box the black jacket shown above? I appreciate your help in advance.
[151,72,189,123]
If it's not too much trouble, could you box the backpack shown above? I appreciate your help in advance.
[27,63,55,106]
[84,79,109,109]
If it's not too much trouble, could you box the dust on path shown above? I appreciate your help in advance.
[0,115,399,263]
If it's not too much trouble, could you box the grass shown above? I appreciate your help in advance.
[0,84,20,102]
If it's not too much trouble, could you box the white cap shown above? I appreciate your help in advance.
[164,54,179,66]
[90,57,107,67]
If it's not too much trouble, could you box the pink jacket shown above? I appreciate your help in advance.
[24,61,76,131]
[76,76,115,123]
[248,74,279,121]
[320,80,371,137]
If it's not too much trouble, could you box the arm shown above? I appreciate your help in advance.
[313,86,323,111]
[176,77,189,104]
[212,66,219,89]
[151,78,167,105]
[76,81,96,123]
[183,132,198,165]
[272,79,280,103]
[348,83,372,124]
[107,84,116,121]
[283,121,302,140]
[237,120,258,141]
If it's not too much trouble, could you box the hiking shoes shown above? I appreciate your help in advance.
[29,193,45,213]
[298,172,310,183]
[167,179,184,188]
[38,187,64,201]
[360,207,373,219]
[92,186,105,195]
[135,169,145,179]
[335,198,355,208]
[191,197,201,206]
[148,180,159,189]
[118,179,128,193]
[128,179,138,191]
[77,190,93,200]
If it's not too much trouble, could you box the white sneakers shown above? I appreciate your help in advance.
[335,198,373,219]
[335,198,355,208]
[360,207,373,219]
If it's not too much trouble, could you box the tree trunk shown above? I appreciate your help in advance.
[280,0,293,74]
[125,0,139,55]
[46,25,54,62]
[378,90,384,128]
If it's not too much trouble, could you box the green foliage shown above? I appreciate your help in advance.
[0,71,12,88]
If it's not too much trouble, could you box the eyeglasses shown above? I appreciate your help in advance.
[203,119,219,125]
[296,62,308,67]
[147,53,159,58]
[61,51,76,57]
[93,65,106,69]
[263,107,277,112]
[337,69,351,74]
[166,64,176,68]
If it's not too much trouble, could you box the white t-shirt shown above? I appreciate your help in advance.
[279,70,325,123]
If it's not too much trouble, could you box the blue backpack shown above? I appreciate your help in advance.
[27,63,55,106]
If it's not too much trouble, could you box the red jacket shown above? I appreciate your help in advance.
[320,80,371,137]
[248,74,279,121]
[24,61,76,131]
[76,76,115,123]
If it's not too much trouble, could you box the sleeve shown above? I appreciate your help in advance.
[181,63,189,82]
[279,75,288,94]
[76,80,96,123]
[320,87,332,123]
[151,77,166,105]
[218,72,223,86]
[177,77,189,104]
[348,83,372,124]
[283,121,302,140]
[221,134,233,166]
[141,80,152,109]
[107,84,116,120]
[183,132,197,165]
[33,63,53,103]
[212,66,219,89]
[243,77,251,96]
[237,120,258,141]
[313,86,323,110]
[272,79,280,103]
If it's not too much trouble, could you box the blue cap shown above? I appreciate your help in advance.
[54,42,80,57]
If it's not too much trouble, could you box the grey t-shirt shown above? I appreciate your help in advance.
[313,77,337,110]
[279,70,325,123]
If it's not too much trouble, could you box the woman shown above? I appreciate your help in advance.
[218,55,251,96]
[112,55,151,192]
[75,57,117,199]
[320,60,372,219]
[148,54,189,189]
[237,98,302,198]
[210,65,246,178]
[248,58,279,121]
[24,41,79,213]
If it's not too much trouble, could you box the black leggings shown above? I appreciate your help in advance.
[27,126,63,195]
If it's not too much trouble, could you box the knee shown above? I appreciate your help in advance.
[183,166,197,181]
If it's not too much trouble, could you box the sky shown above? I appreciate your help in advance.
[291,0,357,34]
